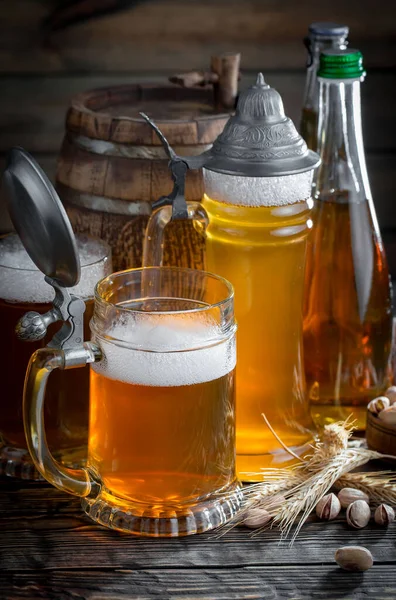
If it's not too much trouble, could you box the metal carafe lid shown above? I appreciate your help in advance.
[2,147,80,287]
[205,73,320,177]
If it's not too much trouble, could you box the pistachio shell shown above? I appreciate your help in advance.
[374,503,395,526]
[243,508,271,529]
[335,546,373,572]
[346,500,371,529]
[260,494,285,510]
[338,487,369,508]
[385,386,396,405]
[316,493,341,520]
[378,405,396,425]
[368,396,390,414]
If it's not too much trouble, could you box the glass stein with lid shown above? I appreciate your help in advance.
[143,74,321,480]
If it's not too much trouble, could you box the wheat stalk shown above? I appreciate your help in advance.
[224,420,396,542]
[243,470,304,498]
[271,448,383,542]
[336,471,396,506]
[239,420,395,542]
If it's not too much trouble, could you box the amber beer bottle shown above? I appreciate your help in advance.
[303,50,393,430]
[300,23,349,150]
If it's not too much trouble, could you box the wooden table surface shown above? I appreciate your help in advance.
[1,477,396,600]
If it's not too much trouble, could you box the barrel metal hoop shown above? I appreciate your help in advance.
[58,184,152,217]
[68,133,212,160]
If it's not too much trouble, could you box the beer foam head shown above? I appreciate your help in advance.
[0,234,110,303]
[203,168,313,207]
[91,312,236,387]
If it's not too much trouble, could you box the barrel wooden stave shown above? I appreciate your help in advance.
[56,84,230,271]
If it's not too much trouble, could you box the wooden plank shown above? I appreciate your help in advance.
[0,481,395,572]
[0,72,395,153]
[1,565,396,600]
[1,0,396,72]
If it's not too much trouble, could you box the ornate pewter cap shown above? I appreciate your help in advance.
[205,73,320,177]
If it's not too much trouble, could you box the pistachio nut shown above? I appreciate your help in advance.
[385,386,396,405]
[335,546,373,572]
[264,494,286,510]
[374,503,395,526]
[316,493,341,520]
[378,405,396,426]
[346,500,371,529]
[338,487,369,508]
[367,396,390,414]
[243,507,272,529]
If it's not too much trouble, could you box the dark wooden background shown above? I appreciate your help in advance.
[0,0,395,272]
[0,5,396,597]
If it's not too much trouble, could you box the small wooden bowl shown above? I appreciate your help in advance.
[366,410,396,456]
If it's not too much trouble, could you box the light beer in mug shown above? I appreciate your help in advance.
[23,268,241,536]
[89,309,236,504]
[0,233,111,477]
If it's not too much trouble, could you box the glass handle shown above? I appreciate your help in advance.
[23,343,102,498]
[143,202,209,267]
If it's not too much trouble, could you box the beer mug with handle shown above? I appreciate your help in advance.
[1,148,112,480]
[143,74,321,480]
[0,233,111,479]
[24,266,242,536]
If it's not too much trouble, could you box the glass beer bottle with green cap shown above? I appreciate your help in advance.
[304,49,393,430]
[300,23,349,150]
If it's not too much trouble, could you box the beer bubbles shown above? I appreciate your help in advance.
[90,312,236,388]
[203,169,314,207]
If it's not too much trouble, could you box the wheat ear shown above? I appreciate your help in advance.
[336,471,396,506]
[271,448,385,542]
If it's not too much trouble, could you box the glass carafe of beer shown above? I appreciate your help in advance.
[301,22,349,150]
[142,74,321,480]
[0,149,112,479]
[304,50,393,430]
[23,267,241,536]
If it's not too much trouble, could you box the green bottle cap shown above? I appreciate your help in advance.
[318,49,366,79]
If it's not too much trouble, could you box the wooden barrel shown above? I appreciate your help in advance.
[56,84,231,271]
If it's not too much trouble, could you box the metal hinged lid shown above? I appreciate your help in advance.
[204,73,320,177]
[2,147,80,287]
[1,148,87,349]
